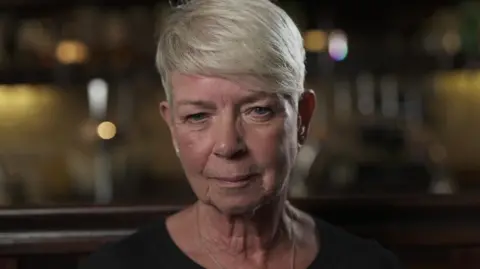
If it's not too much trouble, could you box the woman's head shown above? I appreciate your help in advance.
[157,0,315,215]
[156,0,305,102]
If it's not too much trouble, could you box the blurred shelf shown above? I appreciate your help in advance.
[0,0,459,8]
[0,194,479,269]
[0,65,159,85]
[0,0,167,9]
[0,68,68,85]
[0,0,461,38]
[0,194,479,252]
[1,193,480,214]
[0,61,442,85]
[1,194,480,230]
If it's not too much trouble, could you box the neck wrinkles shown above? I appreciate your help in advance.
[195,197,295,260]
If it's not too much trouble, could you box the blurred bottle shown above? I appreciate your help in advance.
[16,18,56,69]
[333,79,352,124]
[427,143,457,194]
[0,16,11,69]
[127,7,155,63]
[102,11,132,72]
[0,161,9,204]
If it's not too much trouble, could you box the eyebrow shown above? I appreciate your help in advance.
[176,100,217,109]
[240,91,272,104]
[175,92,275,109]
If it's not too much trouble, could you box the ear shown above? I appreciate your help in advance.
[297,89,316,146]
[159,101,180,155]
[159,100,172,129]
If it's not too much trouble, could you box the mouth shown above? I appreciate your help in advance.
[211,174,259,188]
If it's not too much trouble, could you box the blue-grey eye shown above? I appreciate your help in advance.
[251,107,273,116]
[187,113,208,122]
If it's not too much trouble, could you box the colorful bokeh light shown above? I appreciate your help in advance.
[328,31,348,61]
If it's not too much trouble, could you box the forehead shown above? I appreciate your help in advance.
[170,73,271,99]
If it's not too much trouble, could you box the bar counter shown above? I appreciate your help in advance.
[0,194,479,268]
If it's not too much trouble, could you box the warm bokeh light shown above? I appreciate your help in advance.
[0,84,52,111]
[442,31,461,55]
[0,84,56,128]
[55,40,89,64]
[434,71,480,93]
[97,121,117,140]
[304,30,328,52]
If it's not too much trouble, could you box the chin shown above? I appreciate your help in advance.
[212,196,264,216]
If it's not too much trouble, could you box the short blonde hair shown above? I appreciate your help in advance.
[156,0,305,102]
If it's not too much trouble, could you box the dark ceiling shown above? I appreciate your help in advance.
[0,0,463,37]
[306,0,461,37]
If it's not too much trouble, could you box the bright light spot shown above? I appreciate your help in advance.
[304,30,328,52]
[88,78,108,119]
[55,40,89,64]
[88,79,108,101]
[328,31,348,61]
[97,121,117,140]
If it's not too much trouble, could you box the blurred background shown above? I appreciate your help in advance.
[0,0,479,206]
[2,0,480,268]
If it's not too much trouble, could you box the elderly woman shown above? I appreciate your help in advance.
[80,0,401,268]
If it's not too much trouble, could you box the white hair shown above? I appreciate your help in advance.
[156,0,305,103]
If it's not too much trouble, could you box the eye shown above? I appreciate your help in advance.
[252,107,272,115]
[185,112,209,123]
[248,106,274,120]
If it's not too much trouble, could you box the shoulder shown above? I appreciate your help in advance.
[315,218,402,269]
[78,218,168,269]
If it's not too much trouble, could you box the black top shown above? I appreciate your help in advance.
[79,217,402,269]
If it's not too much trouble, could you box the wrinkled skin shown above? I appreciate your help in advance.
[160,73,315,215]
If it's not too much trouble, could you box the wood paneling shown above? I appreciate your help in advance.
[0,195,479,268]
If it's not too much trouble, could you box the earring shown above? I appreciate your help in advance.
[298,126,306,144]
[299,126,306,136]
[173,141,180,156]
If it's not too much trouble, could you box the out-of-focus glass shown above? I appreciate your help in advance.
[0,1,479,206]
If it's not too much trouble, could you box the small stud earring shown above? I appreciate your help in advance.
[299,126,306,135]
[173,141,180,156]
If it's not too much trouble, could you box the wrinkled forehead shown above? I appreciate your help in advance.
[172,72,270,91]
[170,72,298,105]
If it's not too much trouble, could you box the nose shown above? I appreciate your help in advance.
[213,117,247,159]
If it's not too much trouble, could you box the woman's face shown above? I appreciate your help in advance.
[160,73,315,215]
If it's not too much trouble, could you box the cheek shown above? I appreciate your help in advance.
[175,129,212,173]
[247,120,297,172]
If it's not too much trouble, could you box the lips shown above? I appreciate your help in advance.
[213,174,255,182]
[209,173,259,188]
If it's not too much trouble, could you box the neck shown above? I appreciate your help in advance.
[195,197,295,260]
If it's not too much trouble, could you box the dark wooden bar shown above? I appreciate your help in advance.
[1,195,480,268]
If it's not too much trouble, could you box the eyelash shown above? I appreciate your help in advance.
[184,106,275,124]
[185,113,209,123]
[248,106,274,119]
